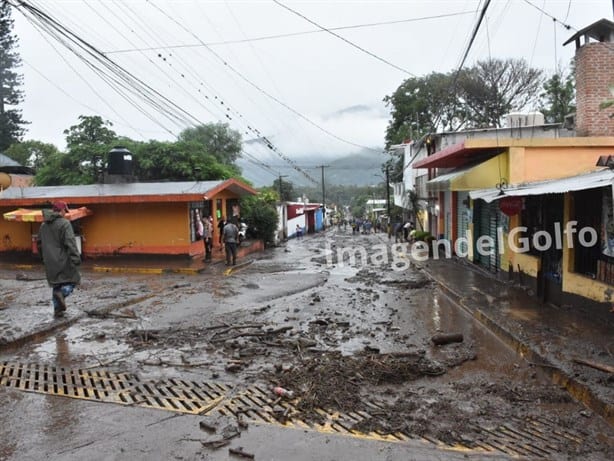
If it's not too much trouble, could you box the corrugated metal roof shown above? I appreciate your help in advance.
[470,169,614,203]
[0,180,224,200]
[0,154,21,167]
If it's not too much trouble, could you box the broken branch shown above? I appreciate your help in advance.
[573,358,614,374]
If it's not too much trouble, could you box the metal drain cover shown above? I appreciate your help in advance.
[0,362,587,457]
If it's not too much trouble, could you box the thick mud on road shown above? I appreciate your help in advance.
[1,229,614,460]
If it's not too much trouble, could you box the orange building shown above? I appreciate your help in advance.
[0,178,257,259]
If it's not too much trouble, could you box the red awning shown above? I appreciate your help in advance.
[3,207,93,222]
[413,142,504,169]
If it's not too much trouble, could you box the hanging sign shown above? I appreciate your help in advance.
[499,196,523,216]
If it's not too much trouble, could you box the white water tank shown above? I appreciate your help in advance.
[505,112,544,128]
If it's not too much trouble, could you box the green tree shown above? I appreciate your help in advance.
[384,58,544,148]
[177,123,242,165]
[272,177,295,201]
[458,58,544,128]
[0,3,27,151]
[130,140,240,181]
[539,70,576,123]
[36,115,118,185]
[4,140,59,169]
[34,150,90,186]
[383,72,460,148]
[64,115,117,148]
[240,192,279,246]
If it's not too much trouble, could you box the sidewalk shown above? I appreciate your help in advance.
[0,239,264,275]
[418,257,614,426]
[0,241,262,350]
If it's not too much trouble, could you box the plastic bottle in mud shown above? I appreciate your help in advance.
[272,386,294,398]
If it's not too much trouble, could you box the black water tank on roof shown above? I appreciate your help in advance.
[107,146,133,175]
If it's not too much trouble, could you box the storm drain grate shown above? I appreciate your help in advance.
[116,379,230,414]
[0,361,137,401]
[212,385,412,443]
[0,362,230,415]
[0,362,587,457]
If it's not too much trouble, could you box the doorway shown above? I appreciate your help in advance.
[538,194,564,306]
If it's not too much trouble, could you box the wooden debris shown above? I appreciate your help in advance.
[127,329,160,341]
[218,325,293,341]
[201,438,230,449]
[229,447,255,459]
[573,358,614,374]
[310,319,329,326]
[236,416,249,429]
[199,420,217,433]
[225,362,243,372]
[431,332,464,346]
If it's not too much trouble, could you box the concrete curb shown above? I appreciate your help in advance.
[0,312,84,351]
[419,263,614,427]
[222,259,254,275]
[0,292,159,351]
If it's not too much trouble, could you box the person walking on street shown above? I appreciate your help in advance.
[217,215,227,251]
[203,215,214,262]
[37,201,81,318]
[223,219,239,265]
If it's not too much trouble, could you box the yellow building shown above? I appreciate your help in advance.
[411,19,614,307]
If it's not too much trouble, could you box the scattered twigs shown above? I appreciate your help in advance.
[212,325,293,342]
[210,323,265,337]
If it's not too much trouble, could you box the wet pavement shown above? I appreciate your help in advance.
[415,256,614,427]
[1,230,614,460]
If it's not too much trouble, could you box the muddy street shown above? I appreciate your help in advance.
[1,229,614,460]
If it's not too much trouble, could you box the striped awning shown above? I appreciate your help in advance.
[3,207,93,222]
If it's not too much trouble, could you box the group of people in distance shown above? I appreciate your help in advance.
[195,211,240,266]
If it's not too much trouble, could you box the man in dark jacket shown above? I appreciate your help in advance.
[37,201,81,318]
[222,219,239,266]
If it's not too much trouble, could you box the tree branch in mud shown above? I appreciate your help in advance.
[573,358,614,374]
[212,325,293,342]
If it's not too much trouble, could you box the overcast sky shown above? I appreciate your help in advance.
[10,0,614,171]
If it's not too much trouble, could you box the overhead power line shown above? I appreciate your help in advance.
[273,0,417,77]
[403,0,494,172]
[143,0,366,180]
[145,0,383,154]
[103,10,476,54]
[11,0,205,136]
[456,0,492,75]
[520,0,575,31]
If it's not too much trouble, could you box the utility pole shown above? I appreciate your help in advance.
[386,165,391,238]
[278,174,288,201]
[317,165,330,228]
[277,174,289,240]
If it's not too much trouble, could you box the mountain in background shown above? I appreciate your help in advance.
[236,147,388,188]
